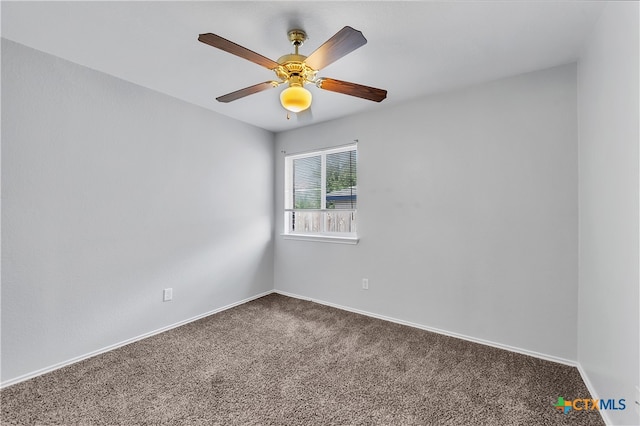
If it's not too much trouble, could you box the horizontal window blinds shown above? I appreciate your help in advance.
[326,149,357,210]
[293,155,321,209]
[286,144,357,236]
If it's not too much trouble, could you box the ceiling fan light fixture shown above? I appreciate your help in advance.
[199,26,387,112]
[280,85,312,113]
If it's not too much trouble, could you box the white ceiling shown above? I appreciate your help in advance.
[2,1,604,133]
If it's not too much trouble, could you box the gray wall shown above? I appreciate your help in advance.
[275,64,578,362]
[577,2,639,425]
[1,39,275,384]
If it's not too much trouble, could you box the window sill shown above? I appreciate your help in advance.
[281,233,359,245]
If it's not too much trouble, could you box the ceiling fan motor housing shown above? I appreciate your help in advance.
[275,54,317,85]
[273,29,317,86]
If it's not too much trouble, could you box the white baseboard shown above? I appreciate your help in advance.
[577,364,612,425]
[273,289,578,367]
[274,290,616,425]
[3,286,606,426]
[0,290,273,389]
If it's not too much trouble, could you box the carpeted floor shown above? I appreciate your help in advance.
[1,293,604,425]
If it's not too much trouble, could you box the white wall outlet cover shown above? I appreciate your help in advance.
[163,288,173,302]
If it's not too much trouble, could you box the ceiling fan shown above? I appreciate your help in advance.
[197,26,387,114]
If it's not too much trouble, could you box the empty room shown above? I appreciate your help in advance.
[1,1,638,425]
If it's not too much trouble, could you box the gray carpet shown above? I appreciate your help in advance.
[1,293,604,425]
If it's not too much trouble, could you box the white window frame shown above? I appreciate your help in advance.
[282,143,358,244]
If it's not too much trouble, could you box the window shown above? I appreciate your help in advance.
[284,144,358,243]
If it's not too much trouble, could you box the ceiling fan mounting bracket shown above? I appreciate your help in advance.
[287,29,307,47]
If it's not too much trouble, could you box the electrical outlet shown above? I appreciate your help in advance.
[362,278,369,290]
[163,288,173,302]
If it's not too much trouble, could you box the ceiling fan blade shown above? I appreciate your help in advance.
[198,33,280,70]
[304,26,367,70]
[316,78,387,102]
[216,81,279,103]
